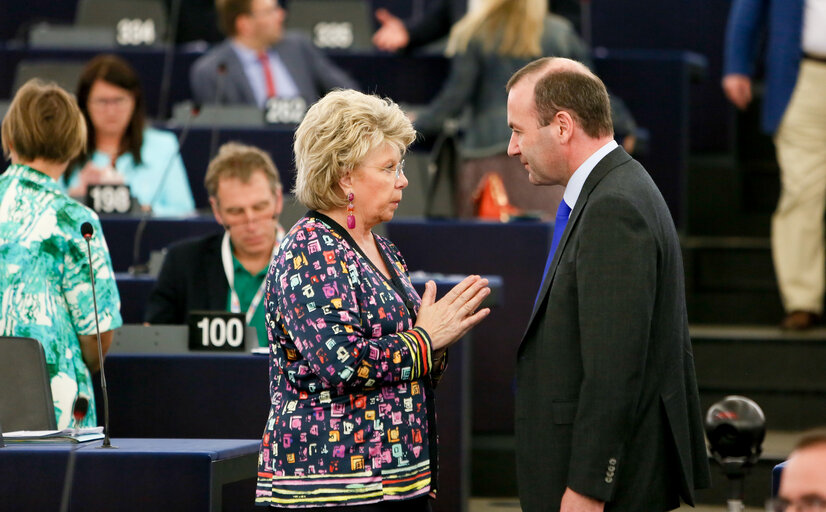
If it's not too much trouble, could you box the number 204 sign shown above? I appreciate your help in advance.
[188,311,247,352]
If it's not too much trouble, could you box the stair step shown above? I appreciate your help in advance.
[692,325,826,430]
[471,430,797,507]
[683,236,782,324]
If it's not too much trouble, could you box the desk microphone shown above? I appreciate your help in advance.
[81,222,114,449]
[209,62,229,160]
[58,394,89,512]
[128,102,198,275]
[156,0,184,118]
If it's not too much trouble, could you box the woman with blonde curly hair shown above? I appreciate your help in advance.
[256,89,490,510]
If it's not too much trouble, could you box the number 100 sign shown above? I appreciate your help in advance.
[187,311,247,351]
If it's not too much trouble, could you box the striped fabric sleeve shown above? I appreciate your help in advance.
[398,327,433,380]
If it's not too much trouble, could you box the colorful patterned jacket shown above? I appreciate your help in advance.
[256,213,444,507]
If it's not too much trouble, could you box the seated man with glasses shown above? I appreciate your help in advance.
[144,142,284,347]
[769,428,826,512]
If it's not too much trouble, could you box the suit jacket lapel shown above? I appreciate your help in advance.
[222,42,258,105]
[520,147,633,341]
[275,37,315,103]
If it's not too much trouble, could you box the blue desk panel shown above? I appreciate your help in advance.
[116,271,502,324]
[100,215,221,272]
[0,438,259,512]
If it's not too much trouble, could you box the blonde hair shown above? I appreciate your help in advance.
[293,90,416,211]
[205,141,281,197]
[446,0,547,58]
[2,79,87,163]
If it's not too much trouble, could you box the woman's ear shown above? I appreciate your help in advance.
[338,168,354,192]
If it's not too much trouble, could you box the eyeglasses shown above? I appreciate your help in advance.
[767,496,826,512]
[366,160,405,180]
[88,96,132,109]
[217,200,278,227]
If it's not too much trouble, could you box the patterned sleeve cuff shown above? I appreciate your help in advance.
[398,327,433,380]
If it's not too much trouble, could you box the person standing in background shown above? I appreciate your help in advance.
[413,0,635,218]
[372,0,583,52]
[723,0,826,330]
[0,80,122,429]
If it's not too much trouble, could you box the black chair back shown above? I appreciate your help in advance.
[0,336,57,432]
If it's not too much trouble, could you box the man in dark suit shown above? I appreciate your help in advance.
[144,142,285,347]
[189,0,357,109]
[506,57,710,511]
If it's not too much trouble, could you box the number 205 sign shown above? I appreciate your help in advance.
[188,311,247,351]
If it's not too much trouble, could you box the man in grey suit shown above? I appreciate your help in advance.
[506,57,710,511]
[190,0,357,109]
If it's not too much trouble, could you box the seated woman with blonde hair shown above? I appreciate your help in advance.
[256,89,490,511]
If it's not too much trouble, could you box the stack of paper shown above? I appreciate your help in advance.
[2,427,104,444]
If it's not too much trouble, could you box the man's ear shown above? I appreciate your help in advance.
[273,187,284,219]
[209,197,224,227]
[556,111,574,144]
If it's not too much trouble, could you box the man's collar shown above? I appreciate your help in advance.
[562,139,618,209]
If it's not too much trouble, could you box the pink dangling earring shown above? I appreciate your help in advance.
[346,192,355,229]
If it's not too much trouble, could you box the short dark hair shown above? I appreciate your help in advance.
[507,57,613,139]
[795,428,826,451]
[216,0,253,37]
[74,54,145,168]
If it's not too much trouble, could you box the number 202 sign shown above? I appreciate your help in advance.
[188,311,246,352]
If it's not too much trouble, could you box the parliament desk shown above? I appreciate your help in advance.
[2,43,700,223]
[0,43,447,119]
[100,215,220,272]
[0,438,260,512]
[115,271,502,324]
[94,318,487,512]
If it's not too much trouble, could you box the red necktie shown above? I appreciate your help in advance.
[258,51,277,98]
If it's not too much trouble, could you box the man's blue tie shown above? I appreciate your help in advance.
[536,199,572,304]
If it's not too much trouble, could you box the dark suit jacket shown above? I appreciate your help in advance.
[144,232,228,324]
[189,32,358,107]
[515,147,710,511]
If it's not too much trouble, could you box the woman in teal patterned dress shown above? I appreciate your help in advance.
[255,90,491,510]
[0,80,122,429]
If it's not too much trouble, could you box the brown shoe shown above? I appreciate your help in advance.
[781,311,820,330]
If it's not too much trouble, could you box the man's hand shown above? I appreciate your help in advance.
[560,487,604,512]
[372,8,410,52]
[722,74,753,110]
